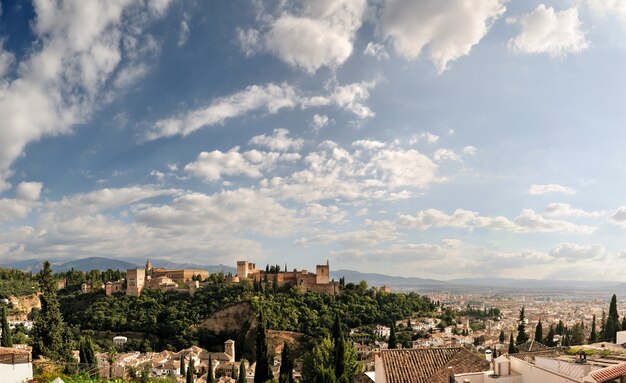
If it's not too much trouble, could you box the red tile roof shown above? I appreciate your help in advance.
[380,347,490,383]
[589,363,626,382]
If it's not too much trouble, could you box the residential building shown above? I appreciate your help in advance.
[0,347,33,383]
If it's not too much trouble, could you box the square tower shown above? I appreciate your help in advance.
[237,261,249,278]
[316,261,330,284]
[126,268,145,296]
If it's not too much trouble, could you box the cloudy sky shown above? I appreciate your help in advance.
[1,0,626,281]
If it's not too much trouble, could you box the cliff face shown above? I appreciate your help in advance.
[9,294,41,320]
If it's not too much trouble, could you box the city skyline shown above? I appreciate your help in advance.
[1,0,626,281]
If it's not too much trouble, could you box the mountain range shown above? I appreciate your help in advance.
[2,257,625,292]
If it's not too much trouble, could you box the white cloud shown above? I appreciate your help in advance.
[311,114,330,131]
[549,243,606,260]
[433,148,462,162]
[0,39,14,78]
[363,42,389,60]
[296,220,397,247]
[237,28,261,57]
[352,140,386,150]
[0,0,171,191]
[528,183,577,195]
[399,208,595,234]
[184,147,300,182]
[300,203,346,224]
[462,146,477,155]
[609,207,626,228]
[178,18,190,47]
[543,203,605,218]
[15,182,43,201]
[508,5,588,57]
[587,0,626,24]
[148,81,376,140]
[409,132,439,145]
[380,0,506,72]
[371,149,440,187]
[249,128,304,151]
[261,0,367,73]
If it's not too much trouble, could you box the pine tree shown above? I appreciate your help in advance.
[388,320,397,349]
[590,315,598,343]
[31,261,71,361]
[544,324,556,347]
[254,312,273,383]
[515,307,529,345]
[279,342,294,383]
[238,360,247,383]
[1,305,12,347]
[499,330,505,343]
[180,354,186,377]
[534,320,543,343]
[508,333,517,354]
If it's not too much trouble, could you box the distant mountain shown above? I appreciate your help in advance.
[331,269,446,288]
[0,259,56,273]
[145,259,236,274]
[53,257,140,272]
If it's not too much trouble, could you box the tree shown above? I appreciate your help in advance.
[544,324,555,347]
[556,320,565,336]
[603,294,620,343]
[622,317,626,331]
[255,312,273,383]
[388,320,397,349]
[600,311,606,336]
[180,354,186,377]
[1,305,12,347]
[534,320,543,343]
[508,333,517,354]
[333,314,346,379]
[209,355,215,383]
[279,342,294,383]
[515,307,529,345]
[186,357,195,383]
[499,330,505,343]
[571,322,585,346]
[238,360,247,383]
[31,261,71,361]
[590,315,598,343]
[79,336,96,365]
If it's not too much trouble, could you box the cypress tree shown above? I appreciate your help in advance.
[556,320,565,336]
[79,336,96,365]
[186,357,195,383]
[388,320,397,349]
[515,307,529,345]
[180,354,186,377]
[622,317,626,331]
[508,333,517,354]
[605,294,620,342]
[238,360,247,383]
[534,320,543,343]
[31,261,71,361]
[1,305,12,347]
[209,355,215,383]
[600,311,606,336]
[590,315,598,343]
[332,314,346,379]
[499,330,505,343]
[544,324,556,347]
[279,342,294,383]
[254,312,272,383]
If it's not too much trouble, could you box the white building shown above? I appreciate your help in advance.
[0,347,33,383]
[374,325,391,339]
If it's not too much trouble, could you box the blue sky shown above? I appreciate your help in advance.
[1,0,626,280]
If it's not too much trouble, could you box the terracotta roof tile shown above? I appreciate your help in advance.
[380,347,490,383]
[590,363,626,382]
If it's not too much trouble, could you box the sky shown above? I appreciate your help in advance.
[1,0,626,281]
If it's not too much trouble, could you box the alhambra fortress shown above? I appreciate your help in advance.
[94,259,338,296]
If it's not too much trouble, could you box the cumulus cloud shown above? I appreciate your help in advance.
[311,114,330,131]
[610,207,626,228]
[528,183,577,195]
[254,0,367,73]
[249,128,304,151]
[508,5,588,57]
[543,203,605,218]
[15,182,43,201]
[363,42,389,60]
[549,243,606,260]
[587,0,626,24]
[463,146,477,155]
[380,0,506,72]
[399,208,595,234]
[178,18,190,47]
[183,147,300,182]
[0,0,171,191]
[147,81,376,140]
[433,148,462,162]
[409,132,439,145]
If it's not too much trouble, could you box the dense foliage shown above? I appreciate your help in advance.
[0,268,37,297]
[59,280,434,350]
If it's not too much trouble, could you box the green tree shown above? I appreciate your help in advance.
[1,305,12,347]
[180,354,186,377]
[208,355,215,383]
[508,333,517,354]
[388,320,397,349]
[622,317,626,331]
[279,342,294,383]
[515,307,529,345]
[255,312,273,383]
[544,325,556,347]
[556,320,565,336]
[79,336,96,365]
[186,357,195,383]
[590,315,598,343]
[32,261,71,361]
[499,330,505,343]
[534,320,543,343]
[232,363,238,381]
[332,314,346,379]
[571,322,585,346]
[238,360,247,383]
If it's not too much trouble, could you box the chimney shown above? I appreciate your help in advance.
[485,348,493,362]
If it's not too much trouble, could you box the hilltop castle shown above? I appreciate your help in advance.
[228,260,338,294]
